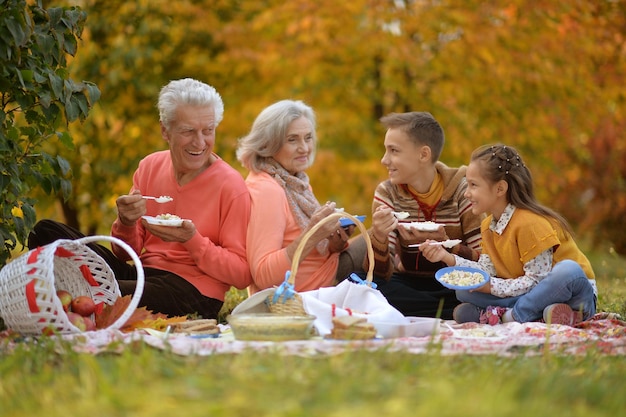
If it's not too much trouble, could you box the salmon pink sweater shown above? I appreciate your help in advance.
[245,171,339,294]
[111,151,252,301]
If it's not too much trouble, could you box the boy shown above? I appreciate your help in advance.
[364,112,483,319]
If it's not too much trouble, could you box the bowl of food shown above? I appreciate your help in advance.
[227,313,317,341]
[435,266,490,290]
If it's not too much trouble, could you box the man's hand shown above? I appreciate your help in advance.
[141,219,197,243]
[116,190,146,226]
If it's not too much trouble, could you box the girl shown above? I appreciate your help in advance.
[420,144,597,326]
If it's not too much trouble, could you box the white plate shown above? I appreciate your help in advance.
[401,221,444,232]
[142,215,185,227]
[445,326,506,341]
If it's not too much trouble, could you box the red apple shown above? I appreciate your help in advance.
[71,295,96,317]
[67,312,87,331]
[56,290,73,312]
[83,316,96,331]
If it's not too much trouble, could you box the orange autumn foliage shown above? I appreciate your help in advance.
[95,295,188,333]
[34,0,626,255]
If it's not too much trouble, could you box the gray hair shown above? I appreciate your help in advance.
[158,78,224,130]
[237,99,317,172]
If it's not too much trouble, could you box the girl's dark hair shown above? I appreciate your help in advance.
[471,144,573,235]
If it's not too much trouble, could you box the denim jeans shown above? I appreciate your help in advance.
[456,260,597,322]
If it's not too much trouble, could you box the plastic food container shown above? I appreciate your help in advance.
[370,317,441,338]
[227,313,317,341]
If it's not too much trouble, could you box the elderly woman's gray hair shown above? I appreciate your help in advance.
[158,78,224,130]
[237,99,317,172]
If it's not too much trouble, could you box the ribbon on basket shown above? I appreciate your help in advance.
[347,272,377,289]
[271,271,298,304]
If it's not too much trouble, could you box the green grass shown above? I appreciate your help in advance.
[1,246,625,417]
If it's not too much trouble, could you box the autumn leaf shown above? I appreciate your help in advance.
[95,295,187,332]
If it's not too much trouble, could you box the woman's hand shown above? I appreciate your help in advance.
[286,202,341,260]
[328,226,351,253]
[307,203,341,244]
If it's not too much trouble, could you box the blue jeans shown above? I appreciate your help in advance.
[456,260,597,322]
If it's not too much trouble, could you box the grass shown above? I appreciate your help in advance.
[1,244,625,417]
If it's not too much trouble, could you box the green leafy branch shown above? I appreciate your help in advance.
[0,0,100,265]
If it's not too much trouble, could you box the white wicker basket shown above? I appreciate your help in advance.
[0,235,144,335]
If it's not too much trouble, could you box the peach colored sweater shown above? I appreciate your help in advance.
[245,171,338,294]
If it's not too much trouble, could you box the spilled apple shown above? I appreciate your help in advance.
[56,289,73,312]
[71,295,96,317]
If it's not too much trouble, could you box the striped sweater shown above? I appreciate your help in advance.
[365,162,483,280]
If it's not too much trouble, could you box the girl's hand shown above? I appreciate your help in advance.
[419,239,455,266]
[471,281,492,294]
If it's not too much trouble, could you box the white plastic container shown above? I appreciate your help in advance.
[370,317,441,338]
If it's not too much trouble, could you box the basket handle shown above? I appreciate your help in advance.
[74,235,145,330]
[289,212,374,285]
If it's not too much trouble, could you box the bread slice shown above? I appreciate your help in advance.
[332,315,367,329]
[171,319,220,335]
[329,315,376,340]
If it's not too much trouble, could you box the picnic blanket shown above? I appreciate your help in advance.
[2,313,624,357]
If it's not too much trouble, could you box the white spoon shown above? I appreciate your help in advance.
[142,195,173,203]
[393,211,410,219]
[408,239,462,249]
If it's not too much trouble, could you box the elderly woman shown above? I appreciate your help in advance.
[28,78,252,319]
[236,99,365,294]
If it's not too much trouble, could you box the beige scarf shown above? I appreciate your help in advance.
[259,159,328,255]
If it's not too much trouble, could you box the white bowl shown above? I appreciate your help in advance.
[370,317,441,338]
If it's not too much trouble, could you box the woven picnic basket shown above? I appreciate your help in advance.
[0,235,144,336]
[267,212,375,315]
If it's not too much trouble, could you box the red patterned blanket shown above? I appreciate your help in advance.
[2,313,623,356]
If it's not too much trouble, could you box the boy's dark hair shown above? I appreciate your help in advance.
[380,112,445,162]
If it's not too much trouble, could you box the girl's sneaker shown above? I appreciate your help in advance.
[479,306,508,325]
[543,303,582,326]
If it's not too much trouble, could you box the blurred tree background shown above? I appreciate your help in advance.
[28,0,626,254]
